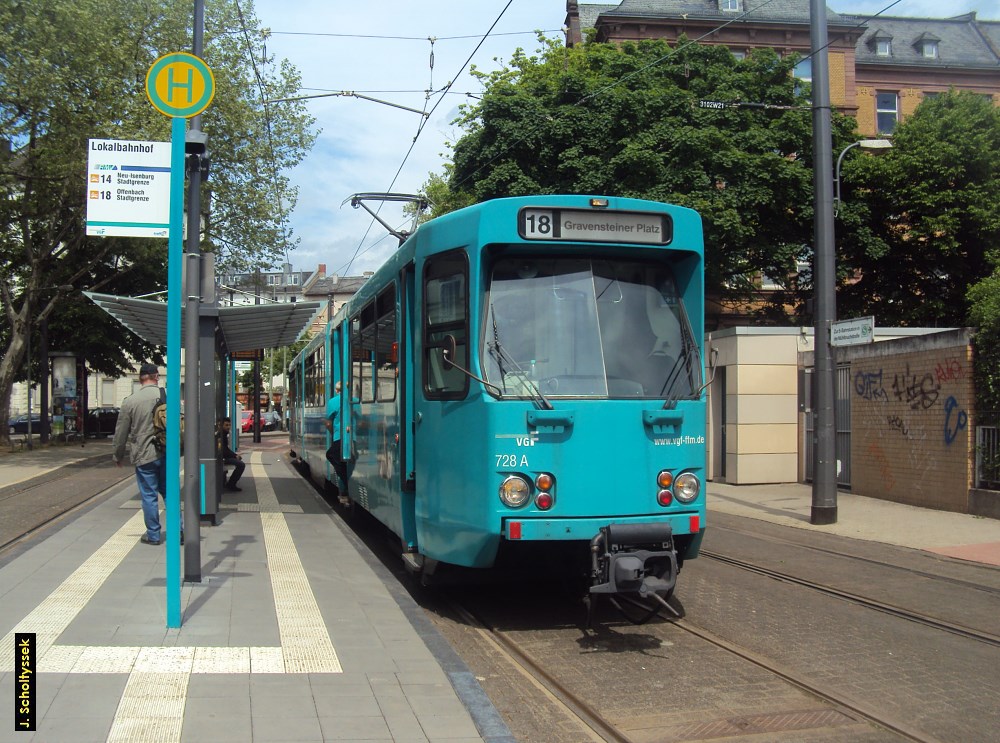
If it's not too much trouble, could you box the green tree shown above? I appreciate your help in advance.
[0,0,316,444]
[429,36,856,322]
[968,271,1000,413]
[838,91,1000,326]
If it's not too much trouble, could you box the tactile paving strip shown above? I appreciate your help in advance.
[0,510,146,665]
[106,672,188,743]
[252,457,342,673]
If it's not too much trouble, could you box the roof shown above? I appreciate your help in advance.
[84,292,323,353]
[846,14,1000,69]
[303,275,370,298]
[595,0,848,24]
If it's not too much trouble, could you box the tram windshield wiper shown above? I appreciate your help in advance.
[487,303,554,410]
[661,303,702,410]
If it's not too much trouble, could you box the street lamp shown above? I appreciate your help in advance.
[24,284,73,448]
[834,139,893,216]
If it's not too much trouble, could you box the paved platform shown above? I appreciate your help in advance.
[0,441,510,742]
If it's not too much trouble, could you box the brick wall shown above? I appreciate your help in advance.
[855,87,876,136]
[848,331,975,512]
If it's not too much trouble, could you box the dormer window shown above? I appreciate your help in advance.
[915,33,940,59]
[870,29,893,57]
[722,0,741,12]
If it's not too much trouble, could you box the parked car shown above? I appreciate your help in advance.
[263,410,281,431]
[8,414,41,435]
[86,407,120,438]
[241,410,278,433]
[241,410,262,433]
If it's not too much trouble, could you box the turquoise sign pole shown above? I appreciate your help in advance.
[165,116,185,627]
[146,51,215,629]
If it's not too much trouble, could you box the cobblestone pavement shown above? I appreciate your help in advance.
[419,512,1000,743]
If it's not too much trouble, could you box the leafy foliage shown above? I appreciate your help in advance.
[968,271,1000,413]
[0,0,316,439]
[428,36,856,321]
[837,92,1000,327]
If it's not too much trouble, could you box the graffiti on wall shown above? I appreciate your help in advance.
[855,370,889,402]
[853,350,970,498]
[891,363,940,410]
[943,396,968,446]
[855,360,968,446]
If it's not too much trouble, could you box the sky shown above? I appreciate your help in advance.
[249,0,1000,278]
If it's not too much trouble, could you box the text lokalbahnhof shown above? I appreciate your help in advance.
[90,141,154,154]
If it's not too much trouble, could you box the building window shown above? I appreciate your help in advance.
[876,92,898,134]
[876,39,891,57]
[722,0,741,12]
[731,49,746,60]
[793,58,812,83]
[288,274,300,285]
[922,41,938,59]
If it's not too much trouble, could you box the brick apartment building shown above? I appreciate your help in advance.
[567,1,1000,136]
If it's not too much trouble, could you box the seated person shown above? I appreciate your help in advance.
[217,417,246,492]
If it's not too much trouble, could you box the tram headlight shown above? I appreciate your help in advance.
[499,475,532,508]
[673,473,700,503]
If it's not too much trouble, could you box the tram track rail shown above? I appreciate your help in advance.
[701,549,1000,648]
[451,585,942,743]
[445,598,633,743]
[0,457,131,556]
[709,522,1000,596]
[668,615,942,743]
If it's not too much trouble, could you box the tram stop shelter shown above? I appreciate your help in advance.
[84,290,322,524]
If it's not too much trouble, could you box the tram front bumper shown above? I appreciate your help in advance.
[502,513,698,542]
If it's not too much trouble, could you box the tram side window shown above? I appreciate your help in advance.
[304,357,315,406]
[424,251,469,399]
[376,285,397,402]
[305,349,325,406]
[352,311,374,403]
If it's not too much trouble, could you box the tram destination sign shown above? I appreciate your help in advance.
[519,208,671,245]
[86,139,171,238]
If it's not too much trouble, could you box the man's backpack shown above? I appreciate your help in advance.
[152,388,183,453]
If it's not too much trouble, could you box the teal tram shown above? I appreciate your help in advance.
[289,195,708,619]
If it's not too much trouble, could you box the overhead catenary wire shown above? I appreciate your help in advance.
[340,0,518,277]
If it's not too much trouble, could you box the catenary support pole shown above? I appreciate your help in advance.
[183,0,207,580]
[810,0,838,524]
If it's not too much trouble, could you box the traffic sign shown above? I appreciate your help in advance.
[146,52,215,118]
[86,139,171,238]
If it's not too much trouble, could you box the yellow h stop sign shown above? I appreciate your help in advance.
[146,52,214,118]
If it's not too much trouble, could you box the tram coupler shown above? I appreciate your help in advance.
[587,523,678,625]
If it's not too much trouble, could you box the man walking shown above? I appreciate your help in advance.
[112,363,181,545]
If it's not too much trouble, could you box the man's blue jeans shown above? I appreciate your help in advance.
[135,457,167,542]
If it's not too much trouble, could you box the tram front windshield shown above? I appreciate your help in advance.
[483,257,701,400]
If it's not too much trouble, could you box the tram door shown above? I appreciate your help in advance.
[413,250,471,558]
[332,323,352,462]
